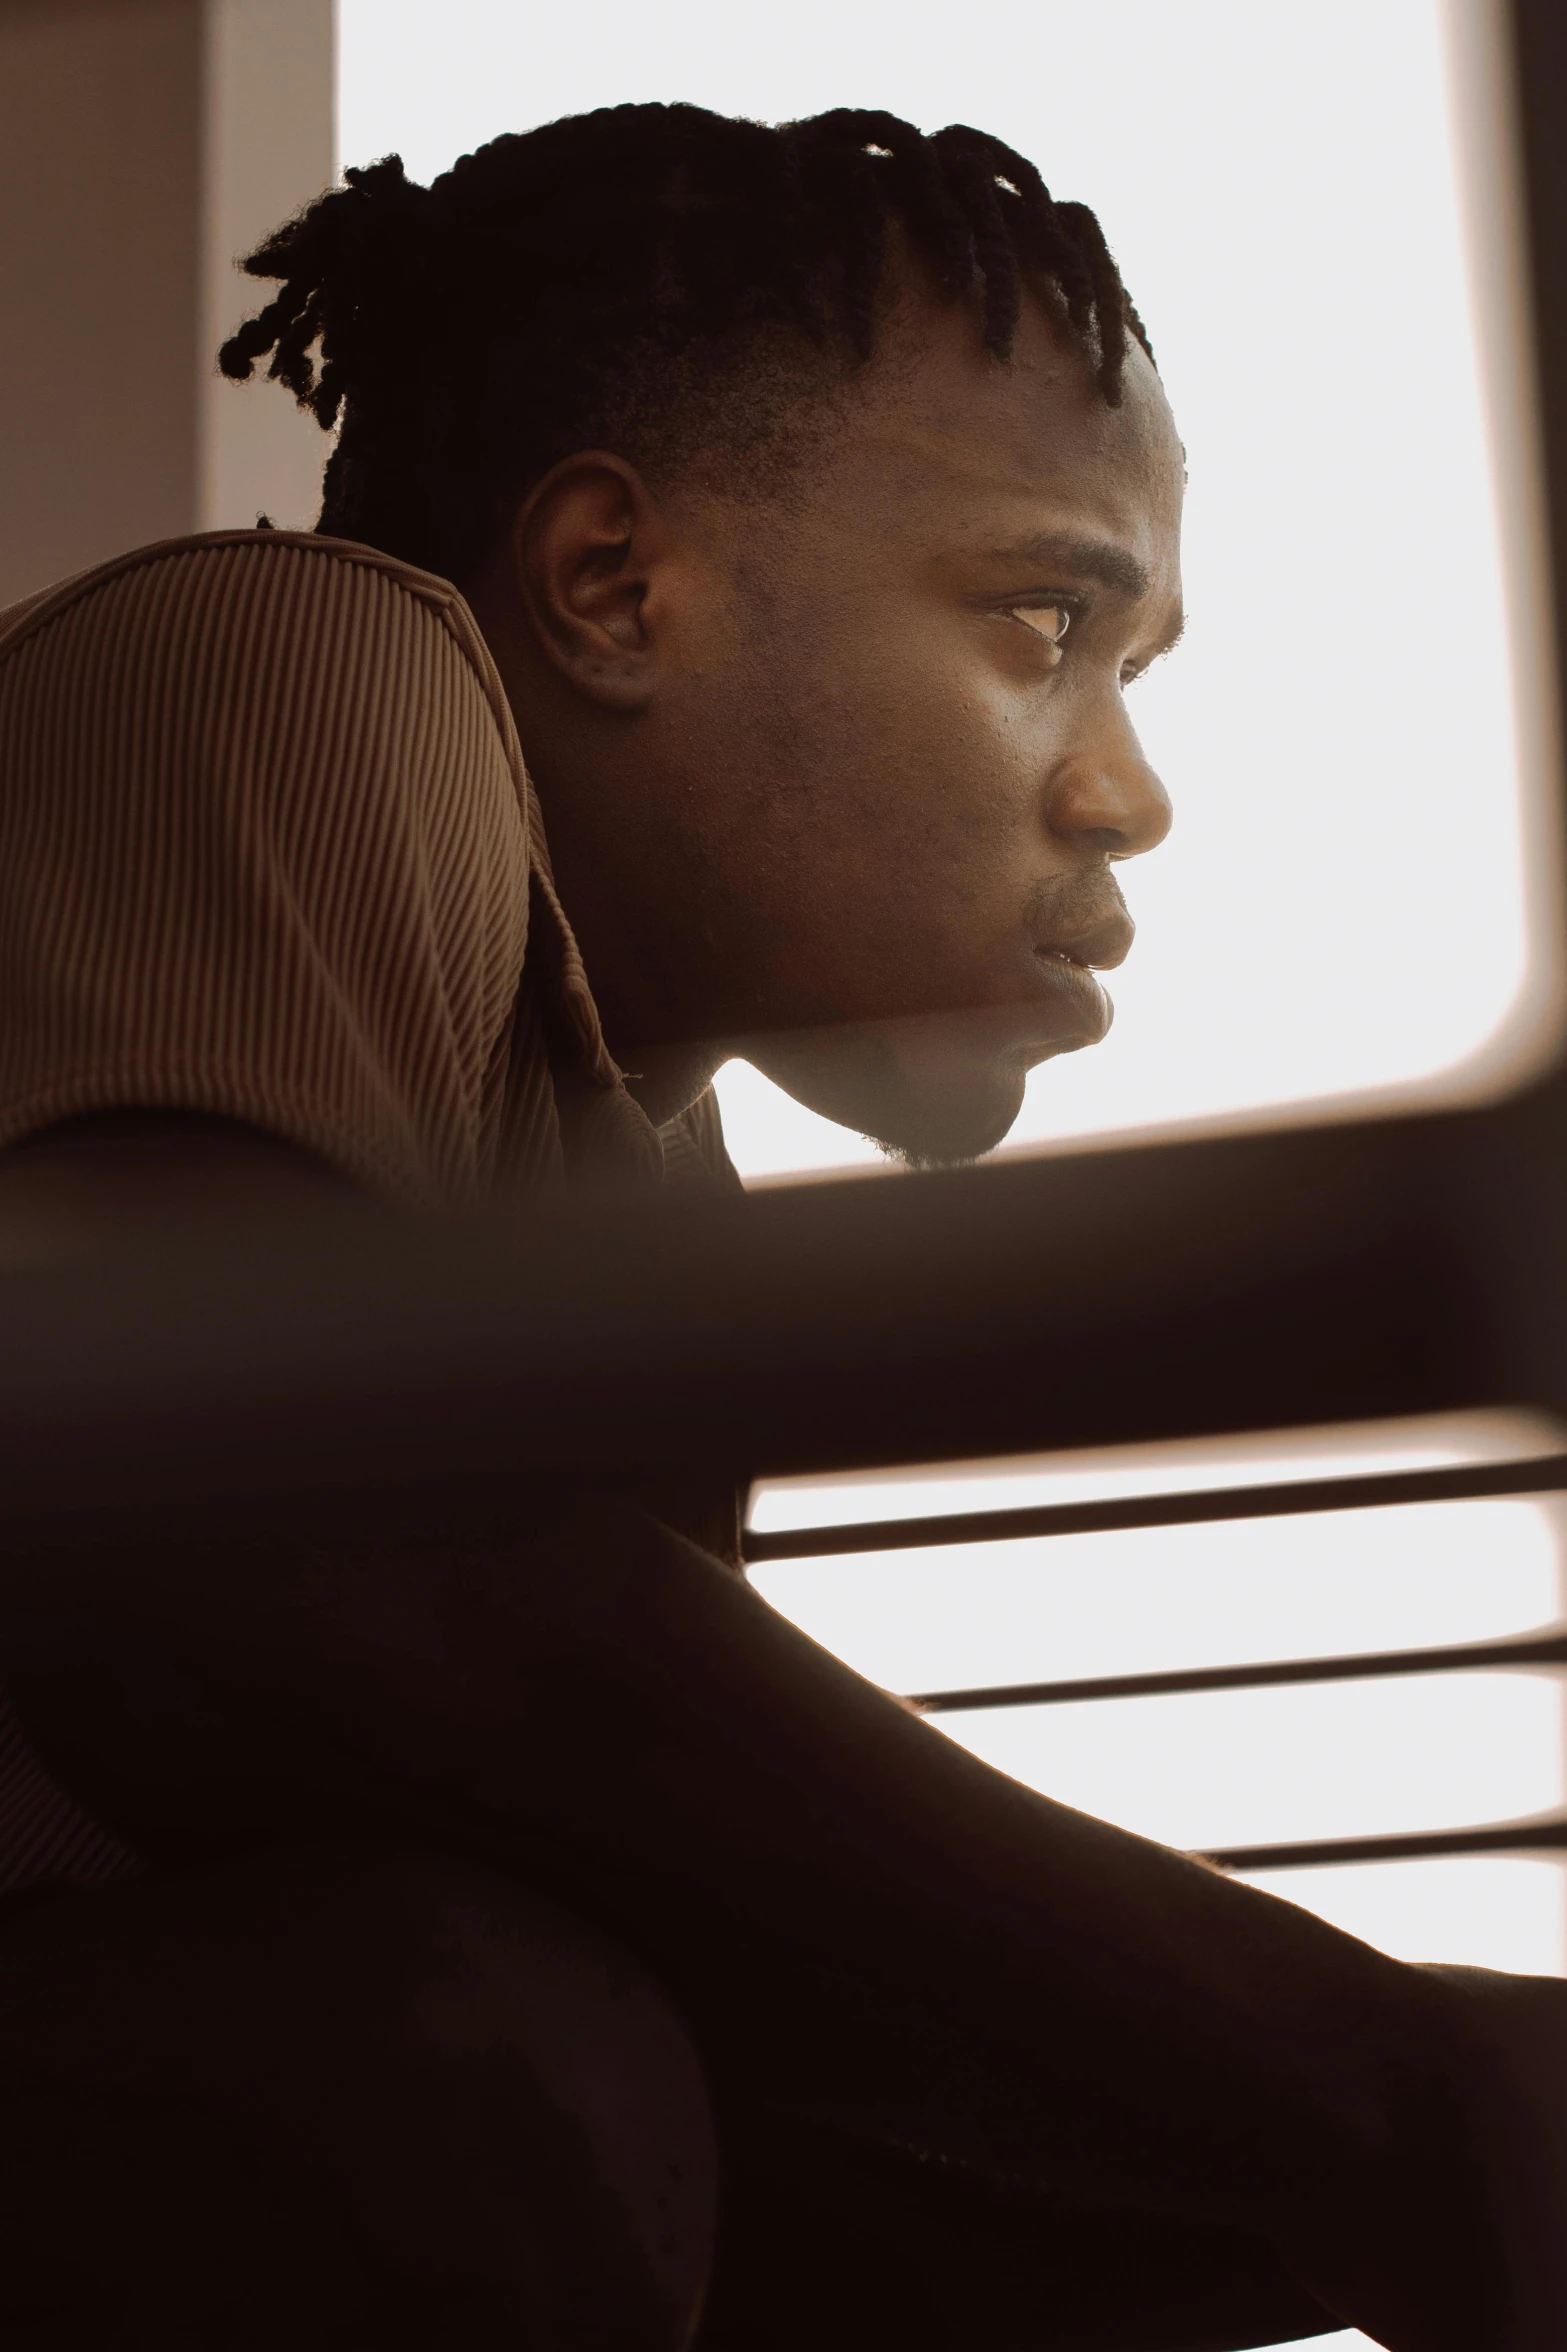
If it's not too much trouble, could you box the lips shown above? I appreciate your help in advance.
[1016,895,1132,1054]
[1024,945,1112,1038]
[1032,902,1136,974]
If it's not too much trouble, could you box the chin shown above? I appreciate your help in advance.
[863,1078,1024,1170]
[749,1021,1033,1170]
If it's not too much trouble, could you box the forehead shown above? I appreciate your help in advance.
[819,270,1184,573]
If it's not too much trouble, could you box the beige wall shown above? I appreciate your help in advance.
[0,0,335,610]
[201,0,335,538]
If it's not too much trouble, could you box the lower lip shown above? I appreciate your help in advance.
[1029,950,1113,1043]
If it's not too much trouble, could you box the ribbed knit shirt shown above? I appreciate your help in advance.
[0,528,741,1902]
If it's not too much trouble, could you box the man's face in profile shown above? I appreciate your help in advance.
[503,260,1186,1167]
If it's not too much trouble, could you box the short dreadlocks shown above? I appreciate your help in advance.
[220,103,1152,587]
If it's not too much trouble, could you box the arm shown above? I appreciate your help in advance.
[0,1116,1553,2352]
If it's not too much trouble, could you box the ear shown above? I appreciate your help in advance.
[511,453,667,712]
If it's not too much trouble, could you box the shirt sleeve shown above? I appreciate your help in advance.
[0,533,531,1209]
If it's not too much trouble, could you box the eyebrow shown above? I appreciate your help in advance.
[989,532,1154,600]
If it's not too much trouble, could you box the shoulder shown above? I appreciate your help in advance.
[3,531,505,725]
[0,535,537,1209]
[3,528,473,652]
[0,528,530,842]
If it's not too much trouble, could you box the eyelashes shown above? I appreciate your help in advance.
[997,594,1178,687]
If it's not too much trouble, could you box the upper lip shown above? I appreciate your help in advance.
[1030,901,1136,974]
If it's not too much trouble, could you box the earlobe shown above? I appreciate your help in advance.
[514,454,660,712]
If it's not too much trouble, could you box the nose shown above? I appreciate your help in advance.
[1044,711,1173,861]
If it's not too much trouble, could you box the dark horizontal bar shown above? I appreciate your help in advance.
[910,1627,1567,1715]
[1208,1813,1567,1872]
[3,1070,1567,1543]
[744,1451,1567,1564]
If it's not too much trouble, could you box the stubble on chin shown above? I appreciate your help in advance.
[751,1020,1029,1171]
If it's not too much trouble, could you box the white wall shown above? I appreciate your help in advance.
[0,0,334,610]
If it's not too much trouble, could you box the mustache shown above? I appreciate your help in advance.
[1023,869,1135,972]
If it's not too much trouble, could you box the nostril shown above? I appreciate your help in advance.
[1046,748,1171,859]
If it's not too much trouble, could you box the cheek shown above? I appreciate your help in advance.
[715,621,1060,1018]
[818,625,1047,905]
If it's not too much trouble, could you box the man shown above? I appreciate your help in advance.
[0,102,1561,2349]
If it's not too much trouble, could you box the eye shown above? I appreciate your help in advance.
[1008,600,1073,652]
